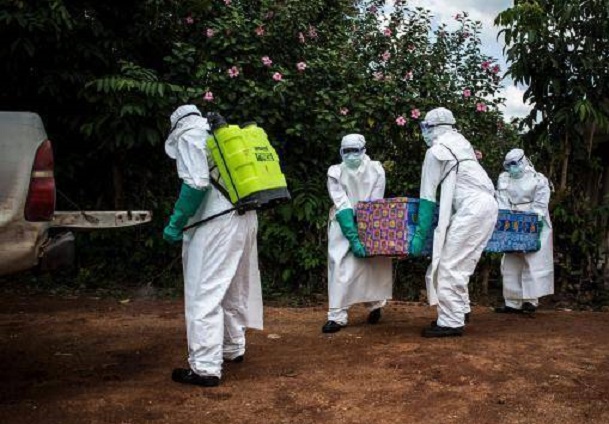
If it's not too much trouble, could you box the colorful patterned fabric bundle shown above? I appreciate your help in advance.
[356,198,539,257]
[356,197,433,257]
[484,210,540,253]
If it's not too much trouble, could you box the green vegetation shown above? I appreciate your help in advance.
[9,1,606,306]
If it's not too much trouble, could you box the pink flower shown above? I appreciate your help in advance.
[395,116,407,126]
[203,91,214,102]
[381,51,391,61]
[308,25,318,39]
[340,107,349,116]
[408,44,416,52]
[298,32,306,43]
[463,89,471,98]
[476,102,487,112]
[224,0,231,5]
[411,109,421,119]
[206,28,215,38]
[481,61,491,70]
[373,71,384,81]
[227,66,239,78]
[492,64,500,74]
[383,28,392,37]
[261,56,273,67]
[296,61,307,72]
[185,16,194,25]
[404,71,414,81]
[272,72,283,81]
[475,150,483,160]
[255,25,265,36]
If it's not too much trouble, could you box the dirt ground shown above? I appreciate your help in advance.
[1,294,608,424]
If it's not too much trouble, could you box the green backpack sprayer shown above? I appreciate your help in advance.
[183,112,291,230]
[207,113,290,209]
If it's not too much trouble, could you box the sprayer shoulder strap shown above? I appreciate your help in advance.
[208,164,233,203]
[181,166,235,232]
[210,131,241,204]
[182,207,236,231]
[439,144,475,185]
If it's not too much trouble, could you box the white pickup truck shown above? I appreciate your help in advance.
[0,112,152,276]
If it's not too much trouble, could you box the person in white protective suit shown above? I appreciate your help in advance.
[321,133,393,333]
[495,148,554,314]
[163,105,263,387]
[410,107,498,338]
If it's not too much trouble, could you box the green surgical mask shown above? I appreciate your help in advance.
[508,164,525,179]
[343,153,363,169]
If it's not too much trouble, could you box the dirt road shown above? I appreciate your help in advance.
[1,295,608,424]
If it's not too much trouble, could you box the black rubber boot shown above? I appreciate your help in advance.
[522,302,537,314]
[224,355,244,363]
[367,308,382,324]
[171,368,220,387]
[494,305,523,314]
[422,323,464,338]
[322,320,344,333]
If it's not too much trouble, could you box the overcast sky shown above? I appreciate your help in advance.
[401,0,532,121]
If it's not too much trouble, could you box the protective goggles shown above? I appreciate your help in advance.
[340,146,365,155]
[503,154,525,169]
[419,121,437,132]
[419,121,455,132]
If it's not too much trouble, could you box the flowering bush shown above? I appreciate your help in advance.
[158,0,517,294]
[2,0,519,294]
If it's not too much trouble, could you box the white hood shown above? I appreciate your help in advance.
[165,105,209,159]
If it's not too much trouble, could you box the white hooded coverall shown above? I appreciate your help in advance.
[496,158,554,308]
[327,152,393,325]
[422,129,498,328]
[165,105,263,378]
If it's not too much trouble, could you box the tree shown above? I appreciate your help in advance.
[1,0,515,299]
[496,0,609,302]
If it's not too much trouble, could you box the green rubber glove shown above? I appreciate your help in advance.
[163,183,207,243]
[409,198,436,256]
[335,208,367,258]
